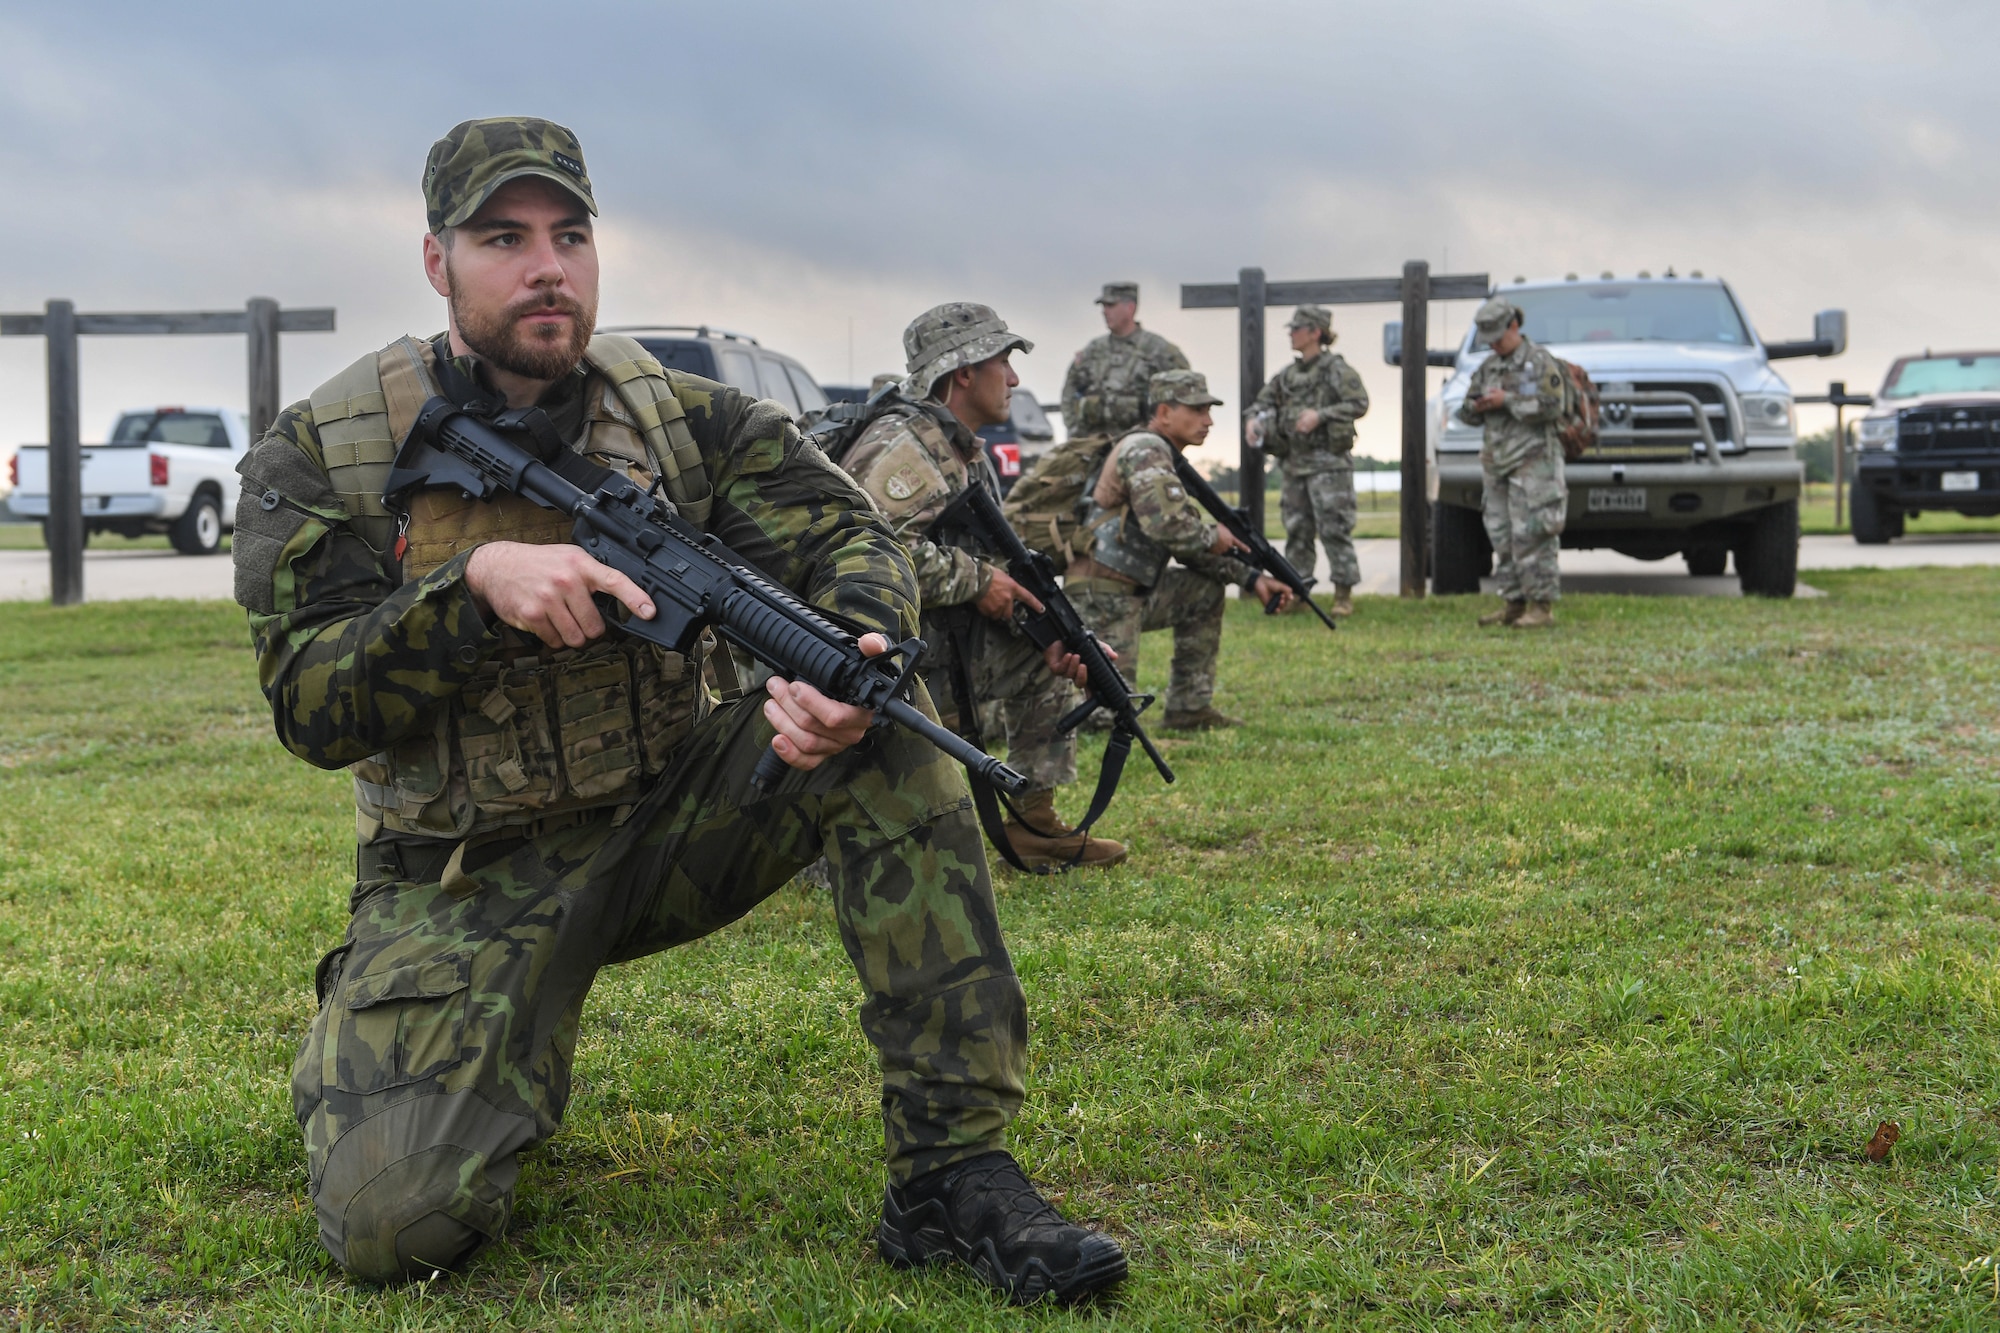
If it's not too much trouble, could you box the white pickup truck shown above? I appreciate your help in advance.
[7,406,248,554]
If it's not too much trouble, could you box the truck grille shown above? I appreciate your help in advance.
[1897,404,2000,454]
[1592,380,1733,459]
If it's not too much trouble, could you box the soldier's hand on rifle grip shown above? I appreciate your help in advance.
[464,540,656,649]
[762,633,889,771]
[1253,574,1295,613]
[1040,640,1091,688]
[974,567,1045,622]
[1210,527,1251,556]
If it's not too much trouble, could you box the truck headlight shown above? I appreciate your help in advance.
[1856,415,1897,451]
[1739,393,1795,438]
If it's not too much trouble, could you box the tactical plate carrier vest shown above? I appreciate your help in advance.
[1078,433,1172,590]
[310,333,717,843]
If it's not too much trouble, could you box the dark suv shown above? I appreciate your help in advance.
[1851,351,2000,543]
[603,325,830,418]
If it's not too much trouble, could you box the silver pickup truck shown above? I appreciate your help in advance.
[1414,274,1845,597]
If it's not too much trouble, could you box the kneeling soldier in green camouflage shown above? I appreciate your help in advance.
[1067,370,1295,730]
[841,304,1126,870]
[231,116,1125,1305]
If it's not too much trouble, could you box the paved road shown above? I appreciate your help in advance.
[5,533,2000,603]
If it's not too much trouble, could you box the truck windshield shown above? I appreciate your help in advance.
[1880,354,2000,400]
[1478,284,1751,349]
[109,412,230,447]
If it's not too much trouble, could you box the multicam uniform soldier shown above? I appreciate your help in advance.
[840,303,1125,871]
[1249,305,1369,617]
[1059,282,1189,438]
[230,117,1124,1305]
[1458,297,1567,629]
[1067,370,1295,730]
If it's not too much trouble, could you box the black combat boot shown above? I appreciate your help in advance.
[878,1151,1128,1305]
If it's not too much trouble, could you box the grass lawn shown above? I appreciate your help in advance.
[4,575,2000,1329]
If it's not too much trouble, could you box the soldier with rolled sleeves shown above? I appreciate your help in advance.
[1067,370,1295,731]
[1249,304,1369,617]
[230,116,1125,1304]
[1458,297,1567,629]
[1059,282,1189,439]
[840,303,1127,870]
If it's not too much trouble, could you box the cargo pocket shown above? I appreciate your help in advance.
[456,669,558,817]
[557,654,644,800]
[336,949,474,1094]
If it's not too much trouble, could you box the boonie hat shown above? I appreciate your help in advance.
[1473,297,1522,336]
[1288,304,1334,333]
[1095,282,1140,306]
[903,303,1032,397]
[424,117,597,234]
[1148,369,1224,408]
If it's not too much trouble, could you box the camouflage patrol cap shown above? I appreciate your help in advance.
[424,117,597,234]
[1148,369,1224,408]
[1473,297,1522,335]
[1287,304,1334,333]
[1095,282,1140,306]
[903,303,1032,396]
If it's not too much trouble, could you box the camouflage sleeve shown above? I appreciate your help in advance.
[1253,373,1281,414]
[1117,435,1219,561]
[841,416,991,610]
[1456,360,1496,427]
[1163,341,1191,373]
[236,404,500,770]
[1060,352,1094,433]
[680,378,922,641]
[1185,550,1259,588]
[1323,357,1369,431]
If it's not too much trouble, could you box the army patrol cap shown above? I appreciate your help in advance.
[1095,282,1140,306]
[904,303,1033,396]
[424,117,597,234]
[1288,304,1334,333]
[1148,368,1224,408]
[1473,297,1523,336]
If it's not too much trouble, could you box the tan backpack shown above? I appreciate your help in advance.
[1000,432,1114,572]
[1552,356,1600,461]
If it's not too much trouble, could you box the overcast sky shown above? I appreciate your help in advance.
[2,0,1995,477]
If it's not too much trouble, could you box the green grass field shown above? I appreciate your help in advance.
[5,577,2000,1330]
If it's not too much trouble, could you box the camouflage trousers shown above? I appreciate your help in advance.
[1068,569,1224,714]
[921,608,1077,794]
[1482,450,1567,603]
[1279,455,1360,588]
[292,691,1024,1283]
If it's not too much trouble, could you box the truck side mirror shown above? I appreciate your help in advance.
[1382,321,1403,367]
[1814,309,1848,358]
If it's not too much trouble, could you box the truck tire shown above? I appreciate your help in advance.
[1849,481,1896,545]
[1733,499,1798,598]
[1685,543,1728,577]
[171,492,223,555]
[1431,501,1492,594]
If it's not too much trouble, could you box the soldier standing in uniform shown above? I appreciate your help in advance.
[1067,370,1295,731]
[1249,305,1369,617]
[840,303,1127,871]
[1459,297,1567,629]
[1059,282,1189,439]
[230,117,1125,1304]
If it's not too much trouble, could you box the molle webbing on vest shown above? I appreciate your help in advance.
[582,335,712,527]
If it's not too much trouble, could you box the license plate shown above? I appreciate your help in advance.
[1941,470,1981,492]
[1587,487,1647,513]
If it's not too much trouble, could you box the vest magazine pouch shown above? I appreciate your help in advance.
[456,664,559,816]
[351,713,464,838]
[554,651,644,801]
[633,644,700,774]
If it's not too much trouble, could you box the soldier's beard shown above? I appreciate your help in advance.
[449,273,596,382]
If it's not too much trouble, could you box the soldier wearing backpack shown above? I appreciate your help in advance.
[1459,298,1569,629]
[839,303,1129,870]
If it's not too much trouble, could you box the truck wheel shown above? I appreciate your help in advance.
[171,492,223,555]
[1685,543,1728,577]
[1733,499,1799,598]
[1431,501,1491,594]
[1849,481,1894,545]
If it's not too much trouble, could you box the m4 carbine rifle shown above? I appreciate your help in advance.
[1169,453,1340,632]
[383,396,1030,799]
[932,479,1172,871]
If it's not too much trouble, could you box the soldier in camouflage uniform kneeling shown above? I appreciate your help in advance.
[841,303,1125,871]
[1458,298,1568,628]
[1059,282,1190,438]
[1068,370,1295,730]
[1250,305,1369,616]
[231,117,1125,1305]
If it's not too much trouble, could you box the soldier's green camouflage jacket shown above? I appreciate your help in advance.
[1253,350,1369,472]
[1059,328,1189,437]
[1456,335,1564,475]
[838,399,997,611]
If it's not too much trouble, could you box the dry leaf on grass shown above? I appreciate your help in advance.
[1864,1120,1901,1163]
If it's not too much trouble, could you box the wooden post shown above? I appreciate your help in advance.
[1399,261,1430,597]
[1237,267,1267,533]
[44,299,84,606]
[246,297,281,444]
[1830,380,1846,530]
